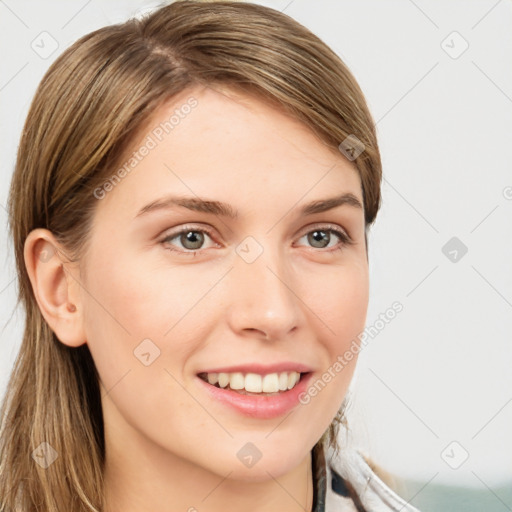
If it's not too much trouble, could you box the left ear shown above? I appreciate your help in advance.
[23,228,87,347]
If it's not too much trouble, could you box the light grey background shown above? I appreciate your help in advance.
[1,0,511,506]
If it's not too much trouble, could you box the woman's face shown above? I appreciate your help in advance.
[79,85,369,481]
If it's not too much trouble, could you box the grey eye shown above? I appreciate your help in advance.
[179,231,205,250]
[307,230,331,248]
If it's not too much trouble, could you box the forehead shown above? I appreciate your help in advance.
[95,84,363,218]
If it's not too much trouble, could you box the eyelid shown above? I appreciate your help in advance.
[296,222,354,244]
[160,224,218,246]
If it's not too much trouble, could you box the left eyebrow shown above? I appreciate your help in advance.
[298,193,363,215]
[134,192,363,220]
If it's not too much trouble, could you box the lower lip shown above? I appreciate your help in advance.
[196,373,313,420]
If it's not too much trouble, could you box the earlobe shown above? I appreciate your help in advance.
[23,228,87,348]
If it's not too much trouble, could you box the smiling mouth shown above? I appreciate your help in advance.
[197,371,307,395]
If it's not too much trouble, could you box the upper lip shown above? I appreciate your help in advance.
[197,363,313,375]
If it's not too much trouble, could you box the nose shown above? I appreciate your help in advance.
[226,243,301,341]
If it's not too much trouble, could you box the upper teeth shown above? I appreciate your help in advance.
[205,371,301,393]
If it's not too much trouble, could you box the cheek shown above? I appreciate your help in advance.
[82,241,183,336]
[308,261,369,353]
[80,245,225,383]
[299,278,367,433]
[298,262,368,414]
[80,251,209,436]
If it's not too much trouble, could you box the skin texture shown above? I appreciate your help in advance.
[24,84,369,512]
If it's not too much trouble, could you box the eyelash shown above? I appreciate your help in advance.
[159,224,355,256]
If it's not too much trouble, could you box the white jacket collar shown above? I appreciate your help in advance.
[312,441,422,512]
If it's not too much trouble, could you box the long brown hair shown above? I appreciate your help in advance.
[0,1,382,510]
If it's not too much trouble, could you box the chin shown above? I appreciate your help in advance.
[208,441,311,482]
[221,461,298,483]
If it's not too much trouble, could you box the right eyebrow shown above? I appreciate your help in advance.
[135,196,239,219]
